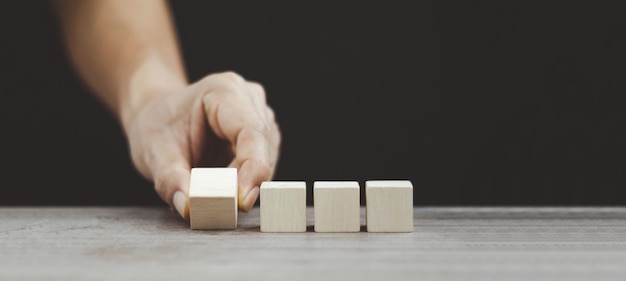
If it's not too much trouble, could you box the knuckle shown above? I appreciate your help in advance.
[217,71,244,84]
[201,72,246,94]
[244,82,267,104]
[248,82,266,95]
[266,107,276,123]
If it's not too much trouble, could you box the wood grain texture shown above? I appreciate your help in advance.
[366,180,413,232]
[313,181,360,232]
[188,167,237,230]
[2,207,626,281]
[260,181,306,232]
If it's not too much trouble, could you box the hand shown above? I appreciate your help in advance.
[124,72,281,219]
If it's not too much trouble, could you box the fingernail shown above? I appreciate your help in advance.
[242,186,260,212]
[173,191,186,218]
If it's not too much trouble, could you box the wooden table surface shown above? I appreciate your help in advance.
[1,206,626,281]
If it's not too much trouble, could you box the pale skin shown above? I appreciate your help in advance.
[53,0,281,219]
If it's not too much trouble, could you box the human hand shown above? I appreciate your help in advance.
[124,72,280,219]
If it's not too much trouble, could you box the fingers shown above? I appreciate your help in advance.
[230,155,270,211]
[209,97,270,211]
[199,72,279,212]
[230,127,273,211]
[152,143,191,220]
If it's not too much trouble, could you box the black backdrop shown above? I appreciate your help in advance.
[1,1,625,206]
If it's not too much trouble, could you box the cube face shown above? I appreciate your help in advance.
[314,181,361,232]
[190,197,237,229]
[189,168,238,230]
[260,181,307,232]
[366,180,413,233]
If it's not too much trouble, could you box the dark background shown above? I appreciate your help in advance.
[1,1,625,206]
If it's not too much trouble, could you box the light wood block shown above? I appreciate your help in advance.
[366,180,413,232]
[260,181,307,233]
[313,181,360,232]
[189,167,238,230]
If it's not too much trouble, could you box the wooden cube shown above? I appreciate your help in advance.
[366,180,413,232]
[260,181,307,233]
[313,181,360,232]
[189,168,238,230]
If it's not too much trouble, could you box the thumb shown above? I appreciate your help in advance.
[153,153,191,220]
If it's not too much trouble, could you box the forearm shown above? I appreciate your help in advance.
[53,0,187,131]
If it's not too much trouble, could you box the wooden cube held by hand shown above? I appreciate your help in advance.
[189,168,238,230]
